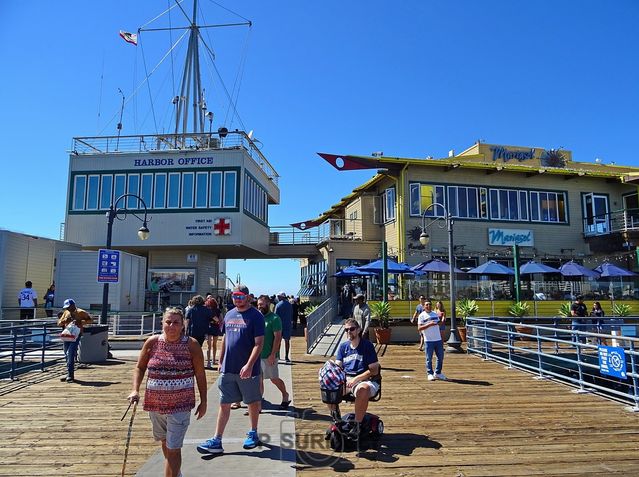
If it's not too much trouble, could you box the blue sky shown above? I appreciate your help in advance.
[1,1,638,296]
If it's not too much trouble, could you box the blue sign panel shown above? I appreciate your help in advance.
[598,346,627,379]
[98,249,120,283]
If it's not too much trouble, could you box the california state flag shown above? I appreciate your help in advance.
[119,30,138,46]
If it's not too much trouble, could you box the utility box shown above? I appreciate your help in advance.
[79,325,109,363]
[54,250,146,313]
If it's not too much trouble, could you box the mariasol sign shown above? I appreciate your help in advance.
[488,228,534,246]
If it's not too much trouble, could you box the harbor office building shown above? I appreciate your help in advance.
[64,132,281,305]
[295,143,639,308]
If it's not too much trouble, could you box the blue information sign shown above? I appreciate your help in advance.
[97,249,120,283]
[598,346,627,379]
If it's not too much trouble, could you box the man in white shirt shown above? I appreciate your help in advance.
[417,300,446,381]
[18,281,38,320]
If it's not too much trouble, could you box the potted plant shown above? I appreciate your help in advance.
[557,302,572,318]
[456,298,479,342]
[370,301,392,344]
[508,301,533,340]
[612,303,631,317]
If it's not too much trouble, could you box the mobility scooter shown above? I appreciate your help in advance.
[319,360,384,451]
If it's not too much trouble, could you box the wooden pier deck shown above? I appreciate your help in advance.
[1,337,638,476]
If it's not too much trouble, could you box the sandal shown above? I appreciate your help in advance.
[279,400,291,410]
[230,402,242,410]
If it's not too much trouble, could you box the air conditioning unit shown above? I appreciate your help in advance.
[208,137,220,148]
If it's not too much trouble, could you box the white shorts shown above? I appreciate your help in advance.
[149,411,191,449]
[348,379,380,398]
[261,358,280,379]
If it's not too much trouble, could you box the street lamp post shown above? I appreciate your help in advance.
[419,203,463,353]
[100,194,150,325]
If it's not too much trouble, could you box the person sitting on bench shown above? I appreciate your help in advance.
[329,318,380,437]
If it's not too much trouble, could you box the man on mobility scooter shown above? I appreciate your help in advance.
[319,318,383,450]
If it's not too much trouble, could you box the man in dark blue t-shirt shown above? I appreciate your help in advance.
[197,285,265,455]
[333,318,380,437]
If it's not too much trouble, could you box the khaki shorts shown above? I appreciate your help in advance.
[149,411,191,449]
[261,358,279,379]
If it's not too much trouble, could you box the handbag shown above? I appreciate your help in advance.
[60,322,81,342]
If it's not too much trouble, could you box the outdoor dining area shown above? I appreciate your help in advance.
[334,257,639,316]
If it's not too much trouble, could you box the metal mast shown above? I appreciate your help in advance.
[174,0,205,144]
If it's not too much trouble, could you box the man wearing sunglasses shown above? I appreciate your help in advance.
[332,318,380,438]
[197,285,265,455]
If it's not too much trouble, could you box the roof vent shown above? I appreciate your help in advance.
[448,149,455,157]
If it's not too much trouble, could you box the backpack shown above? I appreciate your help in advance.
[318,360,346,390]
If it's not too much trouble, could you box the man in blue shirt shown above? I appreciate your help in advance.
[197,285,265,455]
[275,292,293,362]
[332,318,380,437]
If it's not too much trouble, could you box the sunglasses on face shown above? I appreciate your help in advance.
[424,303,432,306]
[232,293,248,300]
[344,327,358,332]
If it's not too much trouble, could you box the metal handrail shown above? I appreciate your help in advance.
[306,297,338,354]
[0,320,64,380]
[466,316,639,410]
[71,130,279,184]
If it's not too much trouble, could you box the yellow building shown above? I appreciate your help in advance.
[294,142,639,311]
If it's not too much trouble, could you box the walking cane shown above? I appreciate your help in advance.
[121,400,138,477]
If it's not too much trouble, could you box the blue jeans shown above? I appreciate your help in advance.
[425,340,444,375]
[63,337,80,379]
[571,320,588,344]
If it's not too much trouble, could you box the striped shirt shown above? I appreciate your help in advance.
[144,335,195,414]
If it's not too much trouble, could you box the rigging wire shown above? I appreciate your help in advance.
[206,0,252,24]
[96,53,105,133]
[224,26,251,128]
[140,32,160,134]
[168,0,177,127]
[98,29,189,135]
[198,34,247,132]
[139,0,185,30]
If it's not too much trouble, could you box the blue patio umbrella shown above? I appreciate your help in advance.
[411,258,464,274]
[332,265,376,278]
[519,260,560,274]
[593,262,638,277]
[466,260,515,275]
[559,260,600,278]
[356,259,416,274]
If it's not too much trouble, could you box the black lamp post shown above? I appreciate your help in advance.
[100,193,150,325]
[419,202,462,352]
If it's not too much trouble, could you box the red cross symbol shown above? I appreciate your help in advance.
[213,218,231,235]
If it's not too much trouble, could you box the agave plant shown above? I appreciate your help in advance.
[304,304,320,316]
[557,302,572,318]
[508,301,530,320]
[456,298,479,327]
[370,301,392,329]
[612,303,632,317]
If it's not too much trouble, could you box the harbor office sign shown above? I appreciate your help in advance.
[488,228,534,247]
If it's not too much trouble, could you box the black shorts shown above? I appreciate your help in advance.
[192,335,206,347]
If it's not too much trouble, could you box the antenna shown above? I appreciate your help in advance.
[116,88,125,151]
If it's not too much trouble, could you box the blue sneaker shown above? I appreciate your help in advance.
[243,430,260,449]
[197,436,224,454]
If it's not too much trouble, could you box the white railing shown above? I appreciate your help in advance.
[466,316,639,410]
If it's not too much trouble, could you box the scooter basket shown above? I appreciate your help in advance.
[320,385,344,404]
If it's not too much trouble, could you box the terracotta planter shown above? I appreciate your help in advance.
[457,326,467,342]
[515,324,535,341]
[374,327,392,344]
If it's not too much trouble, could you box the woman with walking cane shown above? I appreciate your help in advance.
[127,307,207,477]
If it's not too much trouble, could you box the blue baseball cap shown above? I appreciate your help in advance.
[63,299,76,309]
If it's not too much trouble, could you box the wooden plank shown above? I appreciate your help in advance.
[291,337,639,476]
